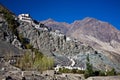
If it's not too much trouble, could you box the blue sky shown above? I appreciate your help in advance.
[0,0,120,30]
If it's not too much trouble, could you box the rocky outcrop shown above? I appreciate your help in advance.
[0,15,14,43]
[18,21,120,72]
[68,17,119,42]
[0,5,22,57]
[67,17,120,54]
[0,40,22,57]
[12,36,22,49]
[42,17,120,55]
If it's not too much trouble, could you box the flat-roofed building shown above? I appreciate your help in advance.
[18,14,32,23]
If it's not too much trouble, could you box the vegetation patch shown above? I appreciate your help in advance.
[84,54,117,79]
[0,6,19,35]
[59,67,85,74]
[15,49,54,72]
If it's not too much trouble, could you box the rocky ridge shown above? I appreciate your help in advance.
[67,17,120,54]
[18,19,120,72]
[41,17,120,71]
[0,5,22,56]
[42,17,120,55]
[41,18,70,34]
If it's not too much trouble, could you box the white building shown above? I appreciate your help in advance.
[18,14,32,23]
[66,37,71,41]
[50,30,64,37]
[18,14,49,32]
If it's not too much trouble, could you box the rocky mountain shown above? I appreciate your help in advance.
[42,17,120,54]
[40,17,120,72]
[1,4,120,74]
[18,19,120,72]
[67,17,120,54]
[41,18,70,34]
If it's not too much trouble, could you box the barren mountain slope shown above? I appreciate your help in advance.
[67,17,120,54]
[41,18,70,34]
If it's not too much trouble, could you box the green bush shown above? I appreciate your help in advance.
[84,54,94,78]
[15,50,54,72]
[98,71,106,76]
[72,69,77,73]
[15,51,33,70]
[92,70,105,76]
[33,48,43,58]
[77,70,85,74]
[106,68,116,76]
[26,44,33,49]
[58,67,85,74]
[59,67,70,73]
[84,54,117,78]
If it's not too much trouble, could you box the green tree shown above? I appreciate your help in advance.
[14,46,54,72]
[33,55,54,72]
[19,52,33,70]
[84,54,94,78]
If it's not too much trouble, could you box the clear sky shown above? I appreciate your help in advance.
[0,0,120,30]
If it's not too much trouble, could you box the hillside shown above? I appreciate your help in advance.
[17,18,120,72]
[41,18,70,34]
[0,4,22,56]
[67,17,120,54]
[1,4,120,71]
[0,4,120,79]
[42,17,120,54]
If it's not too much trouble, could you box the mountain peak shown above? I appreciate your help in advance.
[82,17,99,22]
[46,18,55,22]
[72,17,99,25]
[84,17,96,20]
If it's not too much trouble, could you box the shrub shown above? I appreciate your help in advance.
[77,70,85,74]
[72,69,77,73]
[15,50,54,72]
[58,67,85,74]
[26,44,33,49]
[106,68,116,76]
[99,71,106,76]
[1,9,19,35]
[84,54,94,78]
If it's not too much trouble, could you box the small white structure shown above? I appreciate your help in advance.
[18,14,49,31]
[54,57,85,72]
[1,67,5,71]
[54,64,85,72]
[55,65,61,72]
[55,30,60,34]
[66,37,71,41]
[43,27,48,31]
[22,71,24,77]
[70,58,75,67]
[36,27,48,31]
[50,30,64,37]
[32,21,48,31]
[18,14,32,23]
